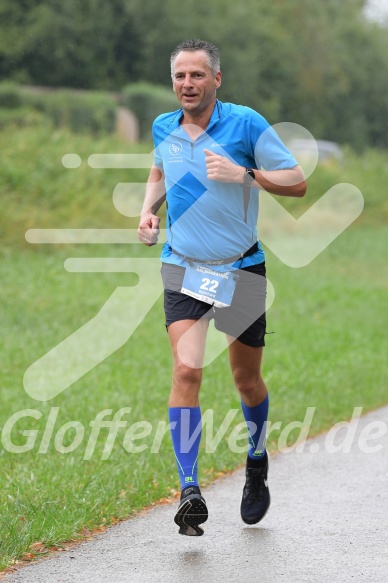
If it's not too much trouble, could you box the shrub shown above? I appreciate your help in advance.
[0,82,24,109]
[32,91,117,134]
[122,82,178,140]
[0,83,117,135]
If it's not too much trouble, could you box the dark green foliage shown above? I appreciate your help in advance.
[0,0,142,89]
[0,0,387,148]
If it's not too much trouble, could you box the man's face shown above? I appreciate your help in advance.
[172,50,221,117]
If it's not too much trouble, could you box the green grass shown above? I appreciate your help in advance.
[0,125,387,569]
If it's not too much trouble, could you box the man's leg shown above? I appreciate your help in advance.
[228,340,268,456]
[228,338,270,524]
[168,318,208,407]
[167,318,209,536]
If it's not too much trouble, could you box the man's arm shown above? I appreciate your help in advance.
[204,149,307,197]
[137,165,166,246]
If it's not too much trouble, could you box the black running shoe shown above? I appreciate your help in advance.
[174,486,208,536]
[240,456,270,525]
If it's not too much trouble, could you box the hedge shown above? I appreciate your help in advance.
[0,83,117,135]
[121,82,178,141]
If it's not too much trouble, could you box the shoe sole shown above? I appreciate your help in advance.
[174,495,208,536]
[241,496,271,525]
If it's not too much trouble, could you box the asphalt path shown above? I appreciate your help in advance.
[3,406,388,583]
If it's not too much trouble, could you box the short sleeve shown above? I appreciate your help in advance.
[152,120,164,170]
[246,109,298,171]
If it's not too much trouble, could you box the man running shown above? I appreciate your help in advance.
[137,39,306,536]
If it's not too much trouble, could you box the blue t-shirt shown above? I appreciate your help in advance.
[152,100,297,270]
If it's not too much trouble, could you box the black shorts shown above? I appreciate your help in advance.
[161,261,267,347]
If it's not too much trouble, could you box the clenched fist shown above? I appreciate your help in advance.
[204,149,245,183]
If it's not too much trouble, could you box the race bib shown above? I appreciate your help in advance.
[181,264,239,308]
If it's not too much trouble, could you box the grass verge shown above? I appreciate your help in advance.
[0,126,387,569]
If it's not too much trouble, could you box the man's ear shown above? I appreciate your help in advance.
[215,71,222,89]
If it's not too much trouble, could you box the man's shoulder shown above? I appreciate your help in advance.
[220,101,258,117]
[219,101,268,127]
[153,109,182,130]
[223,101,249,112]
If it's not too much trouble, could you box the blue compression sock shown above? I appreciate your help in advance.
[168,406,202,490]
[241,394,269,460]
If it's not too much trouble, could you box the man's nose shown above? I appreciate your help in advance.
[183,74,193,87]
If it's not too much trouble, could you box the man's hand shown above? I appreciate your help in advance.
[137,212,160,246]
[204,149,244,183]
[204,148,306,197]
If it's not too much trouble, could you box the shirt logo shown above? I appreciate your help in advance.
[169,141,183,156]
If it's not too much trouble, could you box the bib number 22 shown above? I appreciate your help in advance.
[181,264,238,308]
[199,278,219,293]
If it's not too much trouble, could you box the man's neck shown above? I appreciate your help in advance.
[180,100,217,139]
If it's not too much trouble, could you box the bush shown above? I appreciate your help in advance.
[29,91,117,134]
[0,82,24,109]
[122,82,178,140]
[0,83,117,135]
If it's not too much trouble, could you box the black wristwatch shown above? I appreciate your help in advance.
[243,167,255,185]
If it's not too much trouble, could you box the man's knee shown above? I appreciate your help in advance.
[232,368,260,397]
[173,360,202,388]
[235,381,260,400]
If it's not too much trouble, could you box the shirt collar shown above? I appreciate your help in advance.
[167,99,222,136]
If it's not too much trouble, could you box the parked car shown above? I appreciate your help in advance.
[288,139,343,163]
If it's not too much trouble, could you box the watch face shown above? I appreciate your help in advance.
[244,169,255,184]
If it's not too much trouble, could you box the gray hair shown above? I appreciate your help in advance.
[170,39,221,78]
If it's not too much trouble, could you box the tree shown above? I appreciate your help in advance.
[0,0,387,148]
[0,0,142,89]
